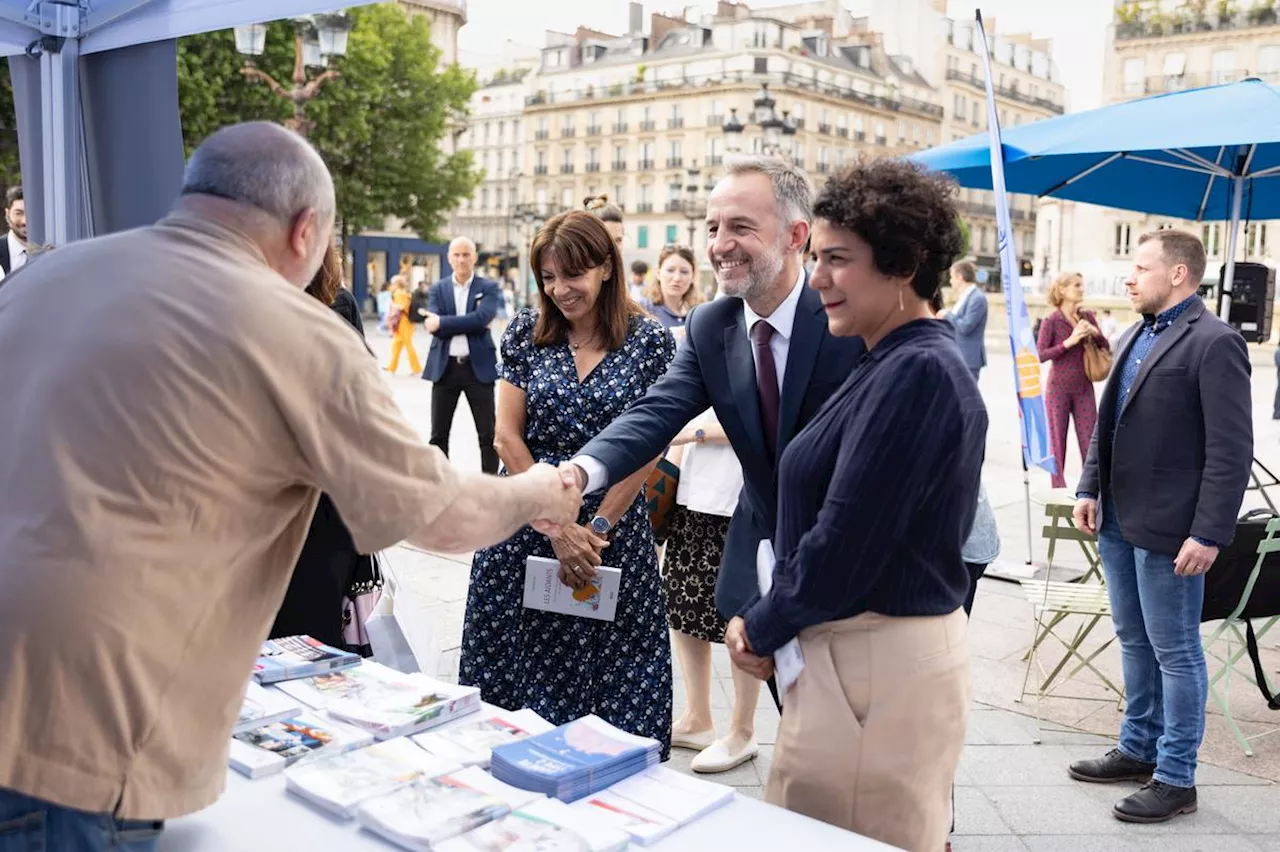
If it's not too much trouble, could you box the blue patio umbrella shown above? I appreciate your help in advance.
[912,77,1280,316]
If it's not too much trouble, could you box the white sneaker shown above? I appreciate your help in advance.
[670,728,716,750]
[690,737,758,774]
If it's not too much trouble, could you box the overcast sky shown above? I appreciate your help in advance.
[456,0,1114,111]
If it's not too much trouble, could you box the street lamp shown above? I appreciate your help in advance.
[721,83,794,159]
[680,160,714,249]
[511,202,544,309]
[234,13,352,137]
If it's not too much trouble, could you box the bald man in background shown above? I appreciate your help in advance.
[421,236,502,473]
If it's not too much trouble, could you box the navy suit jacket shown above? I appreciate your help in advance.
[578,280,866,616]
[422,275,501,383]
[1079,298,1252,554]
[945,287,988,370]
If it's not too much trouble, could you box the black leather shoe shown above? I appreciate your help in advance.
[1113,781,1197,823]
[1068,748,1156,783]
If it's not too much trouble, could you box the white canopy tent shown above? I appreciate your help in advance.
[0,0,371,246]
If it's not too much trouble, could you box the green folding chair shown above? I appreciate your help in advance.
[1203,516,1280,757]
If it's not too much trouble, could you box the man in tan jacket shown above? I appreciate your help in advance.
[0,122,579,850]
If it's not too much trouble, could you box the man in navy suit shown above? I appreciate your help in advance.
[564,155,865,715]
[421,237,502,474]
[939,259,988,381]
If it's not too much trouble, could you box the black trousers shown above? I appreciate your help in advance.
[431,357,498,474]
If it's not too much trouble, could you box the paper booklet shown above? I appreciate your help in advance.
[412,708,555,768]
[522,556,621,622]
[285,738,462,819]
[275,661,481,739]
[253,635,361,684]
[572,790,677,846]
[436,797,629,852]
[756,540,805,701]
[234,682,302,735]
[355,775,511,851]
[228,711,373,779]
[604,765,733,826]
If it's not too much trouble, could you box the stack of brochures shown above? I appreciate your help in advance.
[354,775,511,851]
[411,708,554,768]
[285,739,461,819]
[233,682,302,734]
[253,635,361,684]
[489,715,660,803]
[572,765,735,845]
[275,660,481,739]
[436,798,630,852]
[228,712,373,779]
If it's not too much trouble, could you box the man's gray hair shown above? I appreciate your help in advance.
[181,122,336,225]
[722,154,813,227]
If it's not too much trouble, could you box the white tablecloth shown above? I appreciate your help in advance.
[164,704,899,852]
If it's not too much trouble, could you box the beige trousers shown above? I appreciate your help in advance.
[765,609,971,852]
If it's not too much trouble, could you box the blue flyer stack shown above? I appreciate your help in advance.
[489,714,661,803]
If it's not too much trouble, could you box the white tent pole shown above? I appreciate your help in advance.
[1220,174,1244,322]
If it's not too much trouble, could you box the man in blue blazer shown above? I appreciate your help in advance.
[940,259,988,380]
[421,237,502,473]
[564,156,865,712]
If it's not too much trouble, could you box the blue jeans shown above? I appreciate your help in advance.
[1097,501,1207,788]
[0,789,162,852]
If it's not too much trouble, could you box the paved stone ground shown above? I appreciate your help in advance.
[368,326,1280,847]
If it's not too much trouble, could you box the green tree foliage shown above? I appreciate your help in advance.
[0,65,23,195]
[176,3,480,241]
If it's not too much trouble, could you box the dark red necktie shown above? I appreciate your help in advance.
[751,320,780,455]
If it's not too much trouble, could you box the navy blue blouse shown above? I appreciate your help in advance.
[742,319,989,656]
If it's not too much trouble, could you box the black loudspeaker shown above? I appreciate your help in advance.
[1218,262,1275,343]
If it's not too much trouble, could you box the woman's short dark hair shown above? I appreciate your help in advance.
[531,210,642,351]
[305,243,343,306]
[813,156,964,301]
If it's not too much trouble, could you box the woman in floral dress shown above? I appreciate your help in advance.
[458,211,675,757]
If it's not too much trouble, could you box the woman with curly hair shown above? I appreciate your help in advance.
[726,157,987,851]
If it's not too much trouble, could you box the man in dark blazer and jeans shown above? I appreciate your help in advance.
[1071,229,1252,824]
[564,156,864,729]
[421,237,501,474]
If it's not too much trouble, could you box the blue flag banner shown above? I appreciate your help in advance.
[974,12,1056,476]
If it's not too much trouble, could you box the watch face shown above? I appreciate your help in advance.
[591,517,611,534]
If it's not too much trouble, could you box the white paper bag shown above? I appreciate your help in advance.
[756,540,804,702]
[365,590,421,674]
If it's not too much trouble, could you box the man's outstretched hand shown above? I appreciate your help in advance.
[524,462,582,538]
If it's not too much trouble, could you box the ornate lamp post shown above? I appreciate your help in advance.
[511,202,545,309]
[721,83,796,159]
[681,160,714,249]
[233,13,352,137]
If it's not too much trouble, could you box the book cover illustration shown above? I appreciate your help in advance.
[413,709,554,767]
[493,716,655,778]
[285,738,461,818]
[522,557,620,622]
[434,812,592,852]
[229,712,373,778]
[253,635,360,684]
[572,791,675,845]
[234,682,301,734]
[357,776,511,849]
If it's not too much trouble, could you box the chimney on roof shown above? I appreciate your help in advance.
[650,11,686,49]
[629,2,644,35]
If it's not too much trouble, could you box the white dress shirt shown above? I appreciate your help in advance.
[449,273,474,358]
[573,267,806,494]
[8,231,26,273]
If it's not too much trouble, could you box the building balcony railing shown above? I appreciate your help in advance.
[817,162,830,174]
[586,125,602,136]
[667,157,683,168]
[836,127,848,137]
[638,159,654,169]
[793,158,805,169]
[611,160,626,170]
[1116,7,1280,41]
[666,200,684,212]
[639,120,656,131]
[535,130,549,140]
[854,130,866,141]
[533,165,548,175]
[1132,70,1269,96]
[523,68,945,121]
[561,127,576,137]
[586,163,601,172]
[817,123,831,134]
[874,136,887,146]
[707,154,723,165]
[706,114,724,126]
[560,164,574,174]
[945,68,1065,115]
[613,122,628,133]
[668,117,684,129]
[961,200,997,218]
[636,202,654,213]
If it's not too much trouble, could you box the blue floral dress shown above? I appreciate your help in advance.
[459,308,676,758]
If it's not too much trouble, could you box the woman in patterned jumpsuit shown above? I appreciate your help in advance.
[1037,271,1110,489]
